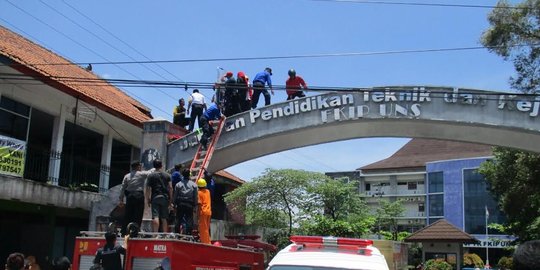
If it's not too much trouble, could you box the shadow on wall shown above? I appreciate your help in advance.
[89,185,122,231]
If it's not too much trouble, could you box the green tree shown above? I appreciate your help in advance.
[307,177,370,221]
[224,168,325,235]
[479,148,540,240]
[480,0,540,241]
[481,0,540,93]
[374,199,405,240]
[299,177,375,237]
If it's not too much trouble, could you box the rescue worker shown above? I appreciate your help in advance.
[145,159,173,232]
[172,98,189,129]
[93,232,125,270]
[197,178,212,244]
[173,168,198,234]
[285,69,308,100]
[118,161,149,236]
[251,67,274,109]
[199,102,224,150]
[223,71,240,117]
[237,71,251,112]
[187,89,207,132]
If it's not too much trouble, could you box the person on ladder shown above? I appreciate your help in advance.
[199,102,224,150]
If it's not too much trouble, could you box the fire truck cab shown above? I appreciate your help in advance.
[267,236,390,270]
[72,232,266,270]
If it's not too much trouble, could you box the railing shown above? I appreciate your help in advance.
[24,147,101,192]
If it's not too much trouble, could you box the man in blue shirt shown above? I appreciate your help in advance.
[251,67,274,109]
[200,103,224,149]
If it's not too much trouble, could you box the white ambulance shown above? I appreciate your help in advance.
[267,236,389,270]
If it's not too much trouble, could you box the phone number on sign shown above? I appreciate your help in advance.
[0,157,22,166]
[0,164,22,174]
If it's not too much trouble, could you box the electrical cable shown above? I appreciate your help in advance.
[60,0,185,83]
[1,72,534,99]
[2,43,537,68]
[37,0,180,101]
[4,0,176,116]
[308,0,532,10]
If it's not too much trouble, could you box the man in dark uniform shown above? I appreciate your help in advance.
[93,232,125,270]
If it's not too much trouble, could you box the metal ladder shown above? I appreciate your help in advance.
[189,118,225,181]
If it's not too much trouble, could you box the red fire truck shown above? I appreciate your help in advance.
[72,232,272,270]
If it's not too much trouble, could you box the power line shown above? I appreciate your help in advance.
[308,0,531,10]
[1,74,533,100]
[4,0,174,117]
[2,44,536,67]
[37,0,178,101]
[60,0,184,83]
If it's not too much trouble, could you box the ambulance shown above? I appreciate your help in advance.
[267,236,389,270]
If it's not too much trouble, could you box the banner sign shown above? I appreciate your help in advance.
[0,135,26,177]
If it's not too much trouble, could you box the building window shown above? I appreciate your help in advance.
[0,96,30,141]
[418,203,425,212]
[365,183,371,191]
[429,194,444,216]
[408,182,417,190]
[428,172,444,193]
[463,168,506,234]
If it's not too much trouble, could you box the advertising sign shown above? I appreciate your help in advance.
[0,135,26,177]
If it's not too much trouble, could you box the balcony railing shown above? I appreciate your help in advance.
[24,147,101,192]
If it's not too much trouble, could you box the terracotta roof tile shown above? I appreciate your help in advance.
[405,219,478,243]
[0,25,152,126]
[215,170,245,185]
[360,138,492,171]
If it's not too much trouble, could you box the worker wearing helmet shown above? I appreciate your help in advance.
[285,69,308,100]
[197,178,212,244]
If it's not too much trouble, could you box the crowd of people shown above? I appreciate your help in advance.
[172,67,309,130]
[118,159,215,244]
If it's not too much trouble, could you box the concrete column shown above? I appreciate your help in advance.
[99,130,113,193]
[140,119,177,170]
[140,119,177,230]
[48,105,66,185]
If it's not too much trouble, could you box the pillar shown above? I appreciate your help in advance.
[99,130,113,193]
[48,105,66,185]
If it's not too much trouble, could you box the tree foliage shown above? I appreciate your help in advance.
[463,253,485,268]
[224,168,326,235]
[375,199,405,240]
[481,0,540,93]
[478,147,540,241]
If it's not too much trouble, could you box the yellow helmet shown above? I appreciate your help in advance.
[197,178,207,188]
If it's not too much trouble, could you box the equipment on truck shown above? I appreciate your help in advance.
[72,231,270,270]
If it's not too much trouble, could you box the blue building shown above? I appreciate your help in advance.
[327,138,513,264]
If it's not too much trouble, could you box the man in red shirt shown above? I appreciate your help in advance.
[285,69,308,100]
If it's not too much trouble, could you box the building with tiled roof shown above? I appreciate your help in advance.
[326,138,511,264]
[0,24,158,261]
[405,219,478,270]
[0,25,152,126]
[359,138,492,172]
[405,219,478,243]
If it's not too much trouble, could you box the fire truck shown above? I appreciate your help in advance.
[72,232,275,270]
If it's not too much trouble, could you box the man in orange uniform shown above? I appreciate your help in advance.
[197,178,212,244]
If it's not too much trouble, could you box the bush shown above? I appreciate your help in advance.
[463,253,484,268]
[424,259,452,270]
[497,256,513,270]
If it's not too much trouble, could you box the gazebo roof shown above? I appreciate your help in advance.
[405,219,479,243]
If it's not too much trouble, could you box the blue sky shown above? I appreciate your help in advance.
[0,0,517,180]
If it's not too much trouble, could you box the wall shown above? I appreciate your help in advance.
[426,157,489,229]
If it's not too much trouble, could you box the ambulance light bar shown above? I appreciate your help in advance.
[290,236,373,247]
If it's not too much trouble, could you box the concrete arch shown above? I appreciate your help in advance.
[167,86,540,172]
